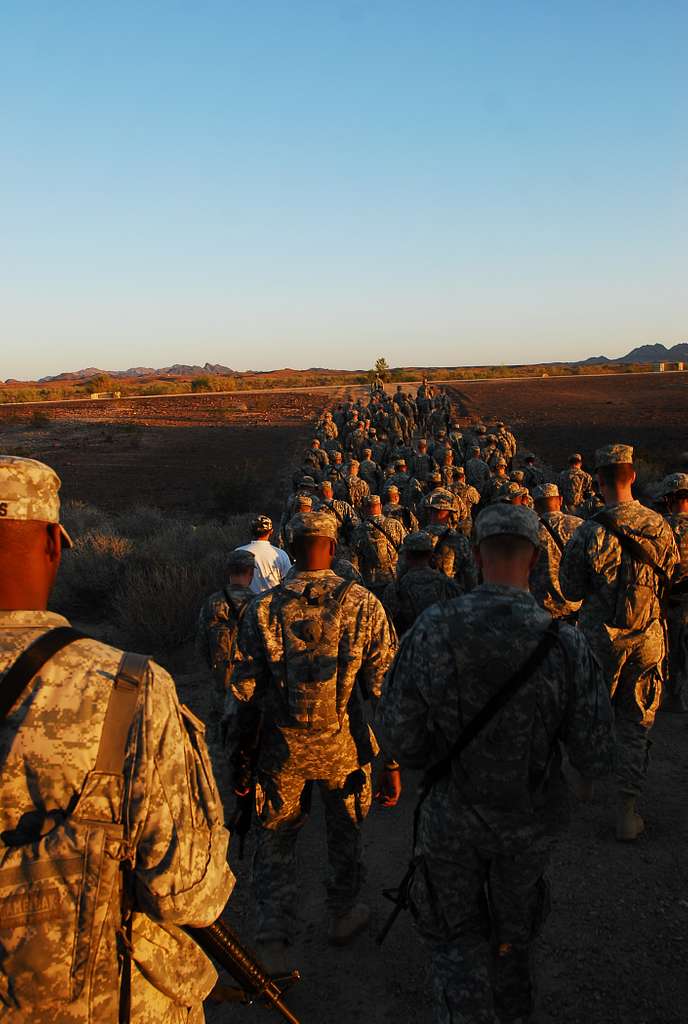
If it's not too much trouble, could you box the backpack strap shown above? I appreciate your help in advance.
[540,516,565,553]
[95,652,149,773]
[593,511,670,583]
[367,517,401,552]
[0,626,86,723]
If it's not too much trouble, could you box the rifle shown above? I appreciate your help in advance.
[227,714,263,858]
[186,918,301,1023]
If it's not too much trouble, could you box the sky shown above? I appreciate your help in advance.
[1,1,686,380]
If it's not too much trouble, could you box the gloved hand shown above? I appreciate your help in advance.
[375,764,402,807]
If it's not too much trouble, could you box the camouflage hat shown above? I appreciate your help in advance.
[348,459,360,469]
[418,438,428,447]
[386,485,400,495]
[290,511,338,541]
[477,425,487,434]
[294,494,314,508]
[660,472,688,496]
[299,475,318,488]
[331,450,343,461]
[429,470,442,483]
[495,457,507,467]
[455,465,466,476]
[227,549,256,571]
[427,490,455,511]
[474,504,540,547]
[394,459,407,469]
[510,470,525,483]
[594,444,633,469]
[532,483,560,499]
[363,493,382,507]
[569,452,583,463]
[251,513,273,533]
[0,456,73,547]
[402,531,434,554]
[362,447,372,456]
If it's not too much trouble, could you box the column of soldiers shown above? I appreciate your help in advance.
[2,381,687,1024]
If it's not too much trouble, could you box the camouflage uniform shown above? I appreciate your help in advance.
[530,502,583,620]
[350,510,406,596]
[382,534,463,634]
[558,461,594,515]
[316,496,359,547]
[426,523,478,591]
[0,456,233,1023]
[335,470,370,515]
[522,460,545,493]
[560,448,678,797]
[227,514,397,944]
[377,505,614,1024]
[466,453,491,494]
[661,474,688,710]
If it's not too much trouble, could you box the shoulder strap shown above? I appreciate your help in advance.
[540,516,565,553]
[0,626,86,723]
[423,621,561,792]
[593,511,670,582]
[368,517,400,552]
[95,652,149,773]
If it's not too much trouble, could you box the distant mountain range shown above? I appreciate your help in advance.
[5,343,686,385]
[578,342,688,365]
[37,362,235,383]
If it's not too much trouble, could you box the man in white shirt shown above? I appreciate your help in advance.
[238,514,292,593]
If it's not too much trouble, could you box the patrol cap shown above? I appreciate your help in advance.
[290,511,338,541]
[0,456,73,547]
[495,457,507,467]
[427,490,454,511]
[394,459,407,469]
[348,459,360,469]
[569,452,583,463]
[594,444,634,470]
[294,494,313,508]
[251,513,273,533]
[227,549,256,571]
[474,504,540,547]
[532,483,560,499]
[363,493,382,507]
[386,485,400,495]
[660,472,688,496]
[455,465,466,476]
[418,438,428,447]
[362,448,372,457]
[402,531,434,554]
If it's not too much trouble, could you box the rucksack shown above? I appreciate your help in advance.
[594,511,669,631]
[0,630,147,1019]
[363,520,399,578]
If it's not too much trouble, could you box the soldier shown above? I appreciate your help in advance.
[359,447,382,493]
[316,479,359,547]
[425,491,477,592]
[383,484,420,533]
[482,457,511,504]
[530,483,583,621]
[522,453,545,492]
[238,514,292,593]
[350,494,406,598]
[316,409,338,442]
[335,459,370,514]
[558,453,594,516]
[411,439,436,482]
[660,472,688,713]
[383,459,412,504]
[0,456,233,1022]
[466,445,491,494]
[196,547,256,699]
[226,512,398,973]
[382,531,462,635]
[377,504,614,1024]
[560,444,678,840]
[450,466,480,537]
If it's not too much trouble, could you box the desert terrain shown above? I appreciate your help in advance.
[2,370,687,1023]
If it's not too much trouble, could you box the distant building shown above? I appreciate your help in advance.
[90,391,122,400]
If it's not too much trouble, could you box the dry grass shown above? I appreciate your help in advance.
[51,502,254,656]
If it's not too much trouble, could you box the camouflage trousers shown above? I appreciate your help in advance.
[409,834,552,1024]
[252,764,372,943]
[586,619,664,796]
[666,601,688,709]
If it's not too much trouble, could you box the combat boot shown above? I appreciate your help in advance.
[616,794,645,842]
[254,940,291,977]
[328,903,370,946]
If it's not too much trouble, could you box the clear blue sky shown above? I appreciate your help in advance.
[2,1,686,379]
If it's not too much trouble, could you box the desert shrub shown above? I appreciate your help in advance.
[213,460,268,514]
[61,500,114,537]
[116,505,167,538]
[191,376,213,392]
[31,410,52,428]
[52,531,133,617]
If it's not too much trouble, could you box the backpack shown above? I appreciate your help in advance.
[595,512,669,631]
[363,520,399,579]
[277,578,354,729]
[0,630,147,1019]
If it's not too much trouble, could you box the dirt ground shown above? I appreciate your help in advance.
[447,372,688,477]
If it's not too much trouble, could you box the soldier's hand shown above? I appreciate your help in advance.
[375,764,402,807]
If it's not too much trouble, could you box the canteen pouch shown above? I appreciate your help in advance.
[130,915,217,1006]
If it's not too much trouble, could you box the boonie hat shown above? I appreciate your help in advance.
[594,444,634,470]
[0,456,73,547]
[474,504,540,547]
[660,472,688,496]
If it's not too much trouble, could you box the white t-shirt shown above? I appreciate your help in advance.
[237,540,292,594]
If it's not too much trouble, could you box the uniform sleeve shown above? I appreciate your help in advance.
[559,524,591,602]
[126,664,234,927]
[357,592,398,702]
[224,602,267,747]
[558,629,615,778]
[376,609,454,768]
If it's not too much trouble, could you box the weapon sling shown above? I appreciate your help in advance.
[377,619,561,945]
[593,511,671,583]
[540,517,565,553]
